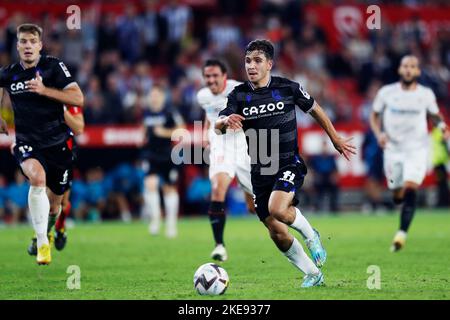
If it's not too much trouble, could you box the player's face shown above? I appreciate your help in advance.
[245,51,273,84]
[148,87,166,112]
[398,57,420,84]
[17,32,42,65]
[203,66,226,95]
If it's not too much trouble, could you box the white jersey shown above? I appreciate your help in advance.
[372,82,439,151]
[197,79,241,134]
[196,79,252,193]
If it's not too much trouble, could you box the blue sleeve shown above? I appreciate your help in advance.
[50,58,76,89]
[291,81,315,113]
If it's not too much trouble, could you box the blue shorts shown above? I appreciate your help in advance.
[251,157,307,222]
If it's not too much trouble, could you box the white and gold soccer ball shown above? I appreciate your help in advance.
[193,263,229,295]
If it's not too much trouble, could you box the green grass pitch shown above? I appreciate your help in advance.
[0,210,449,300]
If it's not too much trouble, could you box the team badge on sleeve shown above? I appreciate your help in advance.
[59,62,72,78]
[299,84,310,99]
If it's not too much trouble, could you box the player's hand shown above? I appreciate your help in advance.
[443,124,450,140]
[376,132,388,149]
[332,136,356,161]
[26,71,46,95]
[0,118,8,135]
[153,126,169,138]
[224,114,245,130]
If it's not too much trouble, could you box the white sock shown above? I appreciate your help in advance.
[283,237,319,275]
[144,190,161,231]
[164,192,179,235]
[289,207,315,240]
[28,186,50,248]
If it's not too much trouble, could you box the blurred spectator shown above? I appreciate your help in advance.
[422,50,450,100]
[74,167,107,221]
[326,47,355,78]
[160,0,193,64]
[106,163,145,221]
[6,170,29,224]
[103,73,126,123]
[208,16,242,52]
[186,165,211,215]
[70,179,87,220]
[84,92,108,124]
[81,6,99,53]
[361,129,388,213]
[62,29,83,73]
[117,4,142,64]
[97,13,119,54]
[298,12,327,48]
[309,140,339,213]
[140,0,167,64]
[0,1,449,222]
[358,46,394,93]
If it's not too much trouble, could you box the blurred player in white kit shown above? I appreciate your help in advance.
[370,55,449,252]
[197,59,255,261]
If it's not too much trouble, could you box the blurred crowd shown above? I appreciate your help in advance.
[1,0,448,127]
[0,0,449,223]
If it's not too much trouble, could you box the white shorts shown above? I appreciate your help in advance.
[383,148,428,190]
[208,132,253,195]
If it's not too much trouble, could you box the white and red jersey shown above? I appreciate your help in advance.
[372,82,439,152]
[196,80,252,193]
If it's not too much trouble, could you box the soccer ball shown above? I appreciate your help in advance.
[193,263,229,295]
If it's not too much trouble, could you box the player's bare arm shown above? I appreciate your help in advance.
[369,111,388,149]
[215,114,245,134]
[153,123,185,138]
[309,101,356,160]
[0,88,8,135]
[63,108,85,136]
[428,112,450,139]
[203,117,210,147]
[26,72,84,107]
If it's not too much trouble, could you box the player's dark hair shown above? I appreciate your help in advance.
[245,39,274,61]
[17,23,43,40]
[203,59,227,74]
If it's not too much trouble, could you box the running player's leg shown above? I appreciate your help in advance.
[20,158,51,264]
[268,190,326,267]
[55,189,70,233]
[47,190,62,234]
[162,183,179,238]
[263,216,321,283]
[391,181,419,252]
[390,150,426,252]
[399,181,420,233]
[43,142,73,251]
[159,162,179,238]
[144,174,161,235]
[244,192,256,214]
[54,189,70,250]
[384,150,404,203]
[255,188,323,287]
[210,172,232,246]
[46,190,63,248]
[268,191,314,239]
[208,172,233,261]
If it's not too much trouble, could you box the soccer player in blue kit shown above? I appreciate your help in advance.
[216,40,355,287]
[0,24,84,265]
